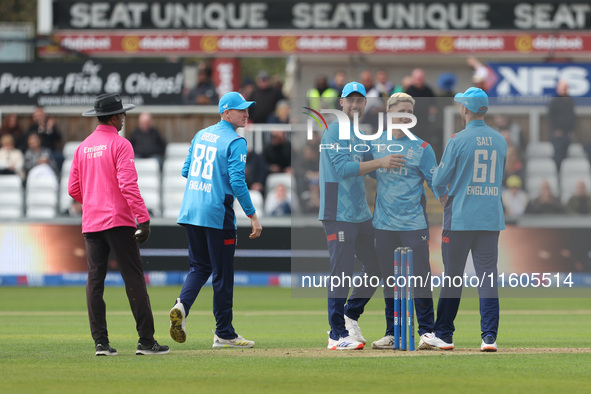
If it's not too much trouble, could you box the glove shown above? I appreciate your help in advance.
[134,220,151,244]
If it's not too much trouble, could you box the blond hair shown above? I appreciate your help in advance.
[387,92,415,110]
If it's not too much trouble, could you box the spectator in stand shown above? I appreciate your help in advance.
[405,68,437,141]
[270,74,285,97]
[375,70,394,98]
[267,100,291,124]
[263,130,291,174]
[525,180,564,214]
[127,112,167,167]
[245,147,268,194]
[391,75,412,94]
[492,115,524,153]
[501,175,528,220]
[248,70,284,124]
[502,146,525,187]
[360,70,378,97]
[359,70,383,130]
[405,68,441,158]
[0,134,25,180]
[405,68,436,98]
[437,72,457,97]
[0,113,24,145]
[239,77,255,101]
[183,63,219,105]
[467,57,492,92]
[330,70,347,97]
[307,75,338,111]
[566,180,591,215]
[23,107,64,170]
[547,80,576,171]
[23,132,58,178]
[264,183,292,216]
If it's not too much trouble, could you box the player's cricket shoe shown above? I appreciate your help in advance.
[327,333,364,350]
[344,315,366,344]
[212,333,255,348]
[371,335,395,349]
[480,335,498,352]
[95,343,118,356]
[169,298,186,343]
[418,332,436,350]
[136,341,170,355]
[421,334,454,350]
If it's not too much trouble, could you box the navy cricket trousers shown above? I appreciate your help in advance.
[323,220,379,341]
[178,225,238,340]
[434,230,500,340]
[346,228,435,337]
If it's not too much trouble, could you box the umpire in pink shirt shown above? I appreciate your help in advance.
[69,93,169,356]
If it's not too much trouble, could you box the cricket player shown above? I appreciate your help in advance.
[423,87,506,352]
[344,93,447,349]
[319,81,405,350]
[169,92,262,348]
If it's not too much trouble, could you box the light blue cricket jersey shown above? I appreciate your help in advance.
[177,120,255,230]
[372,133,447,231]
[318,121,372,223]
[433,119,507,231]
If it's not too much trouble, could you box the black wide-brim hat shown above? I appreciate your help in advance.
[82,93,136,117]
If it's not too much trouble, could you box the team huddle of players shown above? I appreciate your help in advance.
[318,82,506,352]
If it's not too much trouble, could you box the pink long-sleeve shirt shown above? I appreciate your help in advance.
[68,124,150,233]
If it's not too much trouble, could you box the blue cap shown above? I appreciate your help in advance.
[341,82,367,98]
[437,72,457,91]
[218,92,256,114]
[454,87,488,113]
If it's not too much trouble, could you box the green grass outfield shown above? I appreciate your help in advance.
[0,286,590,394]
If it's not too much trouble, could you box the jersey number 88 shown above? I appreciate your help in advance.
[191,144,217,180]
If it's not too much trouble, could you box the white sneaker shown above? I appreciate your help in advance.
[480,336,498,352]
[344,315,366,344]
[418,332,435,350]
[169,298,186,343]
[371,335,395,349]
[327,334,364,350]
[212,333,255,348]
[422,334,454,350]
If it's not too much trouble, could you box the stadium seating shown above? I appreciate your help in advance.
[62,141,82,161]
[265,173,295,195]
[164,143,191,160]
[25,177,58,218]
[526,158,557,177]
[0,175,24,218]
[567,143,587,158]
[134,158,160,178]
[162,176,186,218]
[58,161,73,214]
[163,159,186,179]
[137,175,161,217]
[234,190,264,218]
[560,175,591,204]
[559,157,591,179]
[525,142,554,160]
[526,175,559,199]
[559,157,591,204]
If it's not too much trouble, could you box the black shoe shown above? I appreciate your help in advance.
[136,341,170,355]
[95,343,118,356]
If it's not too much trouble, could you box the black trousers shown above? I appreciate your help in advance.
[84,226,155,345]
